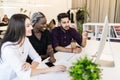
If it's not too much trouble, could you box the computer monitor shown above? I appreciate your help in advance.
[94,16,115,67]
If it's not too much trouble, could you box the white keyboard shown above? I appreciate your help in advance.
[54,53,81,69]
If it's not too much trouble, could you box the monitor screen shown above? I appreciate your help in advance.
[94,16,114,67]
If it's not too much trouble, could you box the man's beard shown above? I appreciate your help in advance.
[64,26,70,30]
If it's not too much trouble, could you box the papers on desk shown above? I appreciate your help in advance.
[54,52,81,69]
[56,52,75,62]
[37,71,70,80]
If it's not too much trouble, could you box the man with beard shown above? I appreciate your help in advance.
[51,13,88,53]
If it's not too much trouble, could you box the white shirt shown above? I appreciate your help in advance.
[0,37,41,80]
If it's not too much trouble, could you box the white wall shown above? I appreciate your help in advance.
[0,0,71,23]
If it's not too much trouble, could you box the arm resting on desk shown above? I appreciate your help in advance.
[31,61,39,69]
[47,45,56,63]
[55,46,73,53]
[31,65,66,76]
[55,46,82,53]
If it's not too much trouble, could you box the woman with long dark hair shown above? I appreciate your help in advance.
[0,14,66,80]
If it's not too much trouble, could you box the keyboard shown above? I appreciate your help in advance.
[62,53,75,61]
[54,53,81,69]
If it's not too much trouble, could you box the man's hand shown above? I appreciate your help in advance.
[72,47,82,53]
[82,31,88,39]
[49,56,56,63]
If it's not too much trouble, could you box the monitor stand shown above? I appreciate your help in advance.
[95,53,115,67]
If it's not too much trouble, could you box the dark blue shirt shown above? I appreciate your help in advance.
[51,26,82,49]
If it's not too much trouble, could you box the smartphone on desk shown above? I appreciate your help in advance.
[45,62,55,67]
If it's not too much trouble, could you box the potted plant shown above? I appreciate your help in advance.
[68,56,102,80]
[76,6,90,35]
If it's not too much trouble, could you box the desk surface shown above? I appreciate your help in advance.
[31,40,120,80]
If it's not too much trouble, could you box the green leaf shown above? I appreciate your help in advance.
[69,56,102,80]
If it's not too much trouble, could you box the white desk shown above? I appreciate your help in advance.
[31,40,120,80]
[0,26,7,38]
[0,26,7,31]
